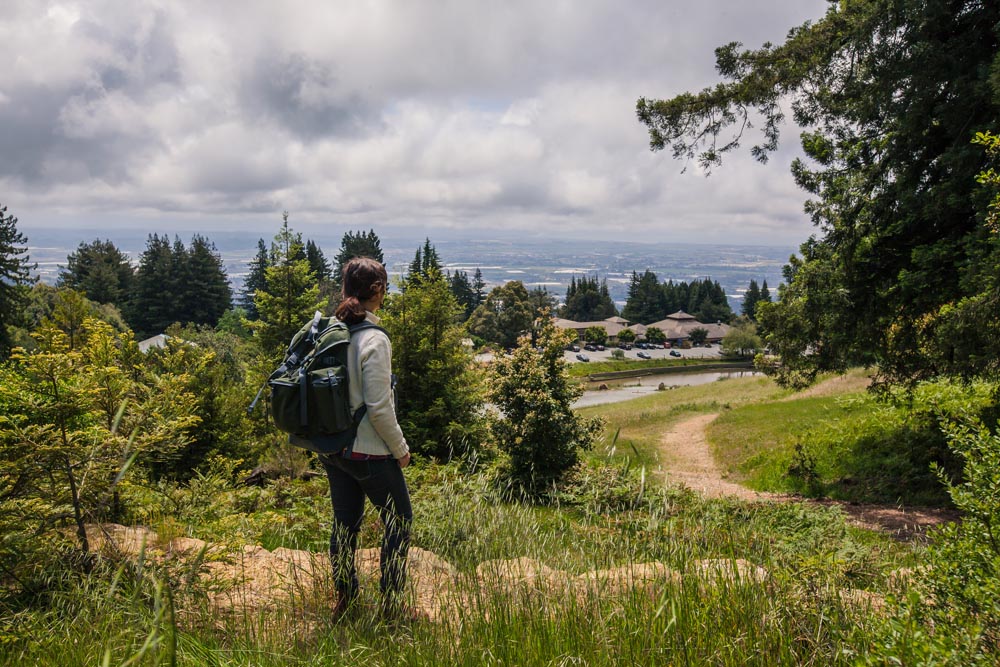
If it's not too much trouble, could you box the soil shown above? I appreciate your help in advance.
[657,412,959,541]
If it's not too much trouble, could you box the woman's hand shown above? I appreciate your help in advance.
[397,452,411,468]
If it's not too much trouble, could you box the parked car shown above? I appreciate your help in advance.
[571,344,580,352]
[576,353,590,362]
[617,342,633,350]
[636,351,651,359]
[669,350,682,357]
[584,344,597,352]
[596,344,605,351]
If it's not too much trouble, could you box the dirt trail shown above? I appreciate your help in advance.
[658,413,959,540]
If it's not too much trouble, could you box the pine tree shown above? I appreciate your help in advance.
[333,229,384,282]
[381,266,483,458]
[241,239,269,320]
[130,234,176,337]
[0,204,36,356]
[405,238,443,288]
[742,279,761,320]
[183,235,232,327]
[622,270,666,324]
[305,240,331,282]
[449,270,476,321]
[472,268,486,309]
[58,239,134,309]
[561,276,616,321]
[760,279,771,304]
[252,212,323,358]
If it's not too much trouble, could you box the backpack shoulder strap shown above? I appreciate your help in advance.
[347,321,389,339]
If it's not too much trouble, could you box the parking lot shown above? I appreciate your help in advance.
[564,343,724,363]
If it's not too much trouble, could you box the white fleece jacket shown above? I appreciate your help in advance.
[348,312,408,459]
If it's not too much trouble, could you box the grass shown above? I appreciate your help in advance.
[3,464,926,666]
[4,369,992,665]
[566,356,735,378]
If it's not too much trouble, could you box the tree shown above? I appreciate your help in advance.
[0,204,36,357]
[722,319,763,358]
[637,0,1000,385]
[527,286,558,320]
[759,280,771,305]
[487,315,603,496]
[181,235,232,328]
[688,327,709,347]
[472,268,486,309]
[584,326,608,346]
[742,279,761,321]
[305,240,331,283]
[617,329,636,344]
[405,238,442,288]
[241,238,269,320]
[251,213,324,358]
[381,267,483,458]
[622,270,667,324]
[130,233,178,337]
[0,319,198,584]
[58,239,133,309]
[333,230,384,283]
[561,276,616,322]
[449,270,477,321]
[644,326,666,345]
[467,281,534,349]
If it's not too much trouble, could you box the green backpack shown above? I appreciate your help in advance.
[249,311,387,455]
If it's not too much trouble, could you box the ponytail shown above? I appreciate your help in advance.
[336,257,388,325]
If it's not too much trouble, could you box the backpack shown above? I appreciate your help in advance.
[248,311,387,455]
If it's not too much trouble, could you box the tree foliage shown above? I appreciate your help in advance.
[722,318,763,358]
[638,0,1000,385]
[240,238,269,321]
[467,281,535,349]
[333,229,384,284]
[129,234,231,338]
[622,270,666,324]
[584,326,607,345]
[251,213,323,359]
[0,204,36,357]
[561,276,616,322]
[381,267,483,459]
[487,315,602,496]
[58,239,134,310]
[0,319,198,584]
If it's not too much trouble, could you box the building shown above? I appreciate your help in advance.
[553,311,730,345]
[645,311,730,345]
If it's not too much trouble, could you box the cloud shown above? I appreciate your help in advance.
[3,0,831,245]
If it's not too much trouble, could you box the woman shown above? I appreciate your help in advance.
[322,256,412,619]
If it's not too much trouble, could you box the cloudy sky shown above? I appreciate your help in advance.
[3,0,831,246]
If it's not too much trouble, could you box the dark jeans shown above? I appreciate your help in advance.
[320,455,412,599]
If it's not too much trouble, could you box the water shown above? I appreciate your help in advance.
[573,370,759,408]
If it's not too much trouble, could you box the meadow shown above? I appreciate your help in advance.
[2,371,994,666]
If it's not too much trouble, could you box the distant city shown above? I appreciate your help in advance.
[24,227,795,311]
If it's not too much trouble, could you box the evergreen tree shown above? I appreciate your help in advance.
[561,276,616,321]
[252,212,323,358]
[760,280,771,304]
[472,268,486,309]
[382,266,483,458]
[305,239,331,283]
[528,286,558,320]
[333,229,384,282]
[58,239,133,309]
[488,316,602,496]
[449,270,476,321]
[0,204,36,356]
[742,280,761,320]
[182,235,232,328]
[622,270,667,324]
[405,238,443,288]
[240,238,269,320]
[130,233,177,337]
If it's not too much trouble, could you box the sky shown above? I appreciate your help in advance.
[3,0,832,246]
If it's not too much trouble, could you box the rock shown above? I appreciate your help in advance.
[83,523,159,557]
[598,383,610,390]
[577,562,681,599]
[838,588,887,613]
[688,558,769,584]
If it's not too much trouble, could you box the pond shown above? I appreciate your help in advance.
[573,371,760,409]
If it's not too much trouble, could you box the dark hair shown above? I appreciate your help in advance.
[335,257,388,324]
